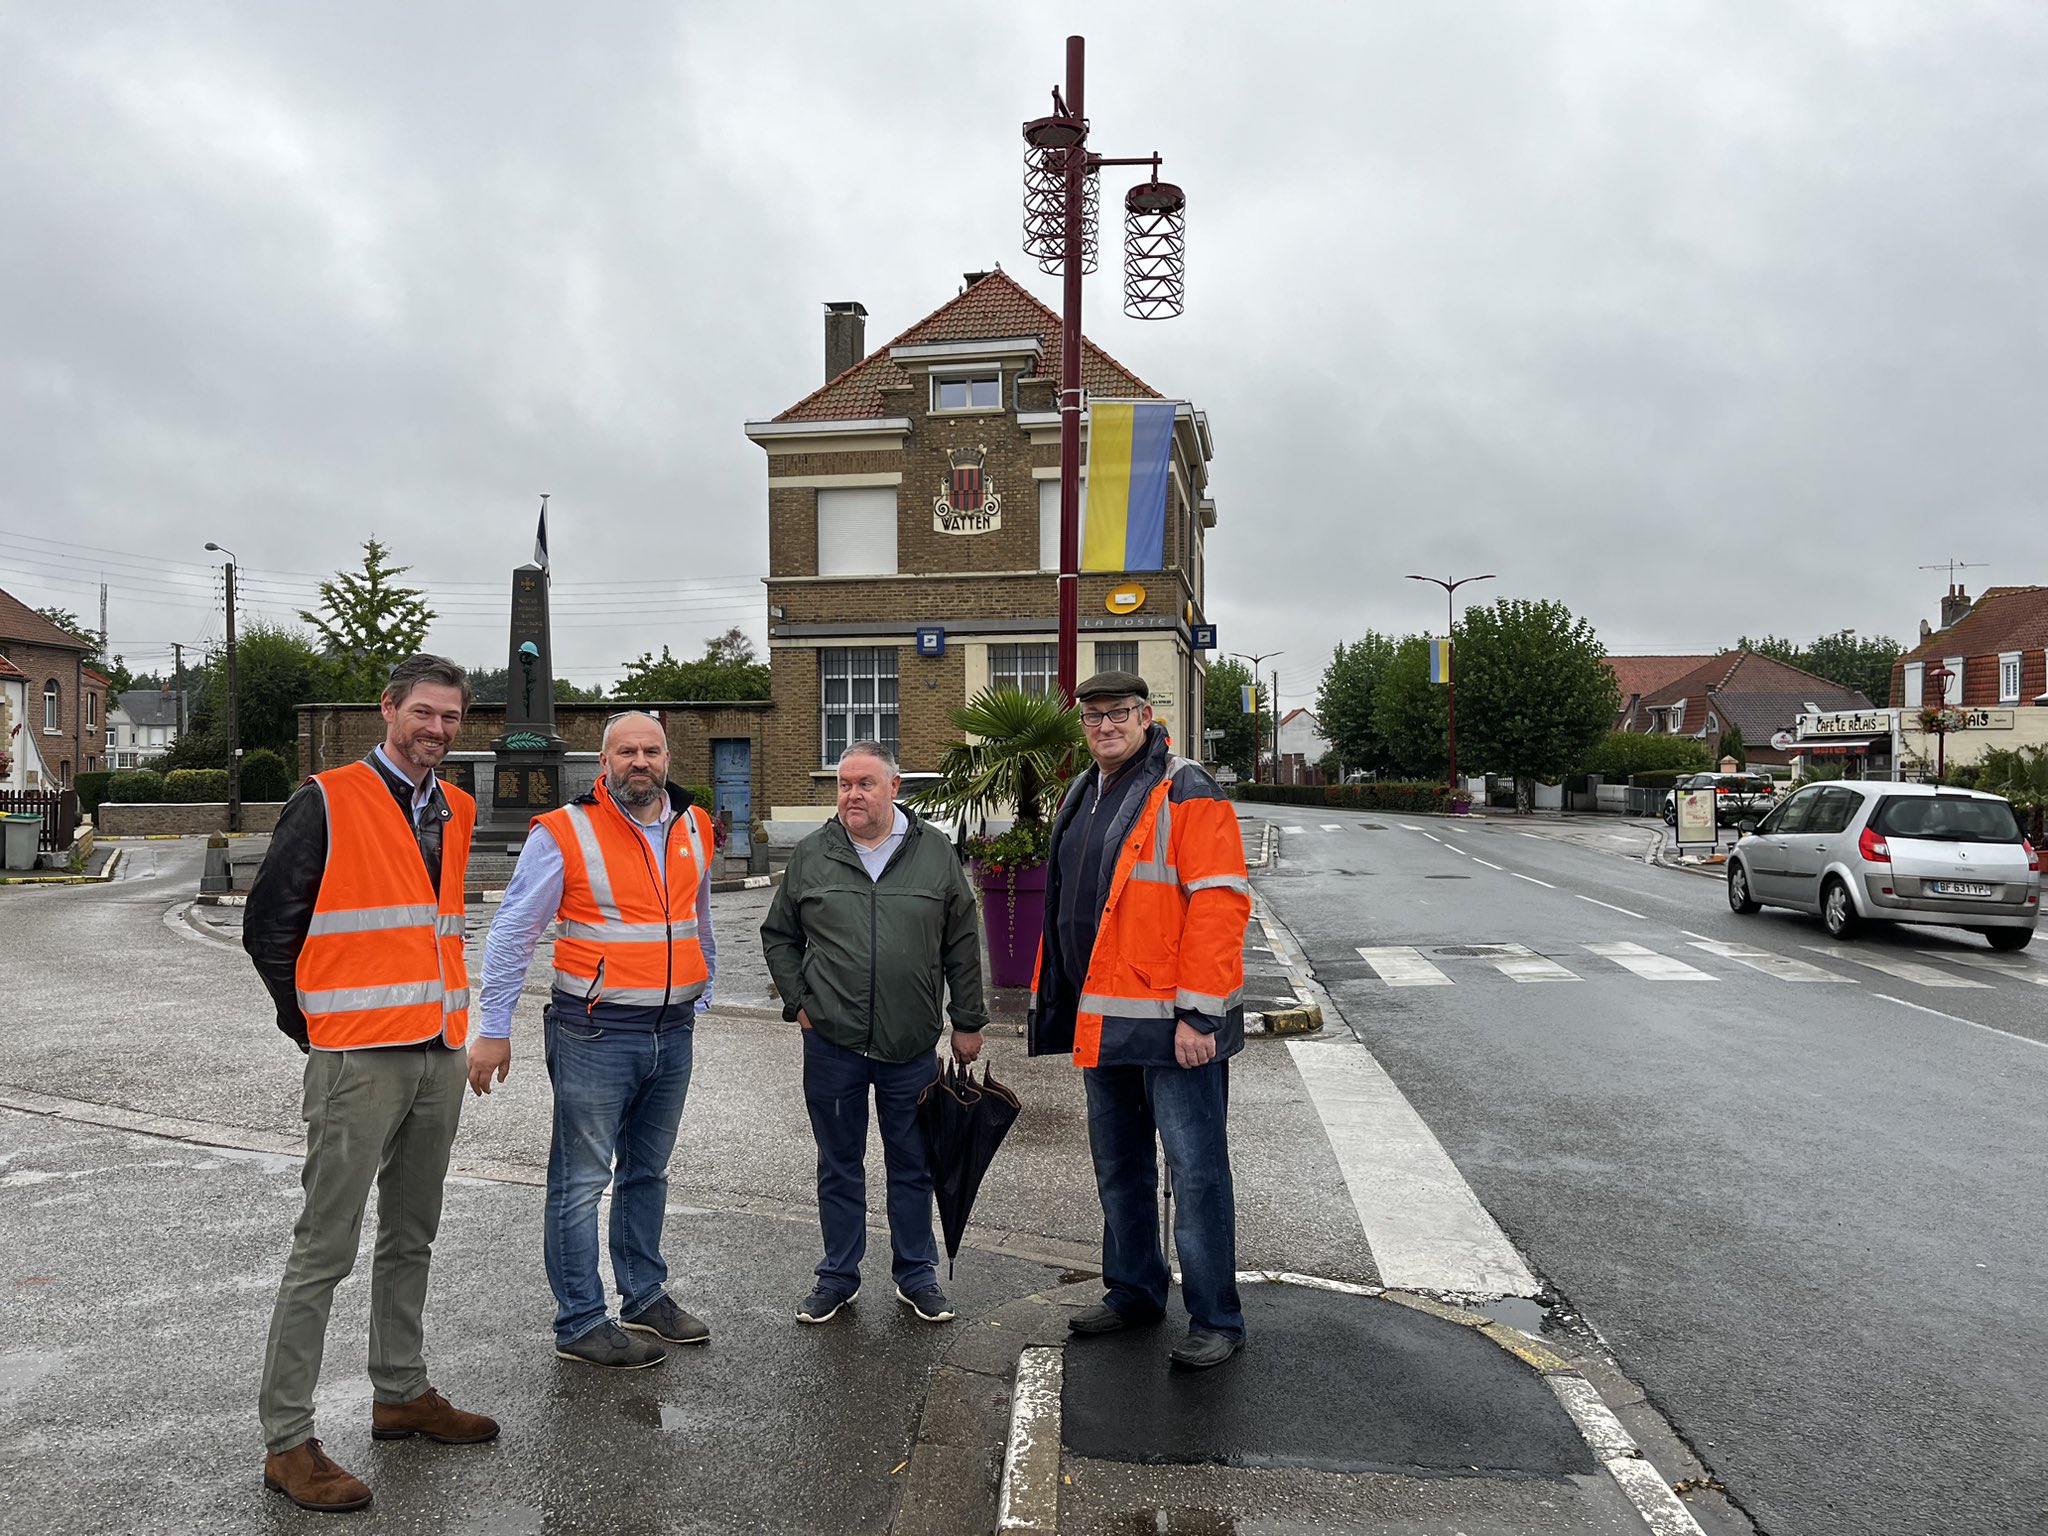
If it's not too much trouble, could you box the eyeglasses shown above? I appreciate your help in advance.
[1079,705,1139,727]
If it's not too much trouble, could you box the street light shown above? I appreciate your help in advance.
[1925,664,1956,782]
[1023,35,1189,705]
[205,542,241,833]
[1405,573,1495,809]
[1230,650,1283,784]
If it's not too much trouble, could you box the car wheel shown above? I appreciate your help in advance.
[1821,877,1860,939]
[1982,927,2034,953]
[1728,862,1760,914]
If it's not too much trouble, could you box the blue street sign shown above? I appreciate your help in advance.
[1191,623,1217,650]
[916,626,946,657]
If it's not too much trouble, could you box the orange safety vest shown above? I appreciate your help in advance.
[296,760,473,1051]
[535,785,714,1014]
[1032,752,1253,1068]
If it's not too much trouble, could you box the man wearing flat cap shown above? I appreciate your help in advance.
[1028,670,1254,1369]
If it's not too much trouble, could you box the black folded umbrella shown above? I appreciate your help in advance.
[917,1059,1022,1276]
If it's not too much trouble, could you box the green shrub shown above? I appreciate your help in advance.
[240,749,294,802]
[75,770,115,816]
[1235,781,1450,814]
[163,768,230,803]
[1629,770,1692,790]
[106,769,165,803]
[682,784,715,809]
[1582,731,1710,778]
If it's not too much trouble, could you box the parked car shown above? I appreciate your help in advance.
[1725,781,2039,948]
[1661,772,1777,826]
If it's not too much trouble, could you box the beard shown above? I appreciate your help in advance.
[609,768,664,808]
[396,729,448,770]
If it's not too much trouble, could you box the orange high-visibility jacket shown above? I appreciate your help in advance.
[534,783,714,1016]
[1028,732,1253,1068]
[295,760,474,1051]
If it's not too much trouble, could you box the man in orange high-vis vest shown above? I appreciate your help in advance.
[244,656,496,1515]
[1028,671,1254,1372]
[471,710,718,1371]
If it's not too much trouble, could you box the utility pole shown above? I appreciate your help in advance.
[172,643,186,735]
[206,543,241,832]
[1230,650,1283,784]
[1406,573,1495,808]
[98,581,108,662]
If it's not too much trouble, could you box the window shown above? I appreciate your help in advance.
[2000,652,2022,702]
[1904,662,1924,708]
[990,643,1056,697]
[1037,477,1084,571]
[42,680,59,733]
[820,648,898,765]
[1772,785,1825,835]
[816,487,898,576]
[1807,787,1862,836]
[1094,641,1138,676]
[85,691,98,734]
[931,371,1000,412]
[1942,658,1964,705]
[1669,700,1686,732]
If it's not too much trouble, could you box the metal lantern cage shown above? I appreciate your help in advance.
[1122,177,1186,320]
[1022,143,1099,276]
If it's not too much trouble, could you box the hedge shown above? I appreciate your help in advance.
[1235,781,1451,813]
[1628,770,1692,790]
[241,749,294,803]
[75,770,115,817]
[106,769,166,803]
[164,768,231,802]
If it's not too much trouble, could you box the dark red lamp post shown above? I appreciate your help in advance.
[1023,35,1188,705]
[1405,573,1495,811]
[1925,664,1956,782]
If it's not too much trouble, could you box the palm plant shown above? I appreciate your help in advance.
[906,687,1084,868]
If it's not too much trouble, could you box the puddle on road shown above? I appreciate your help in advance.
[1473,1296,1550,1334]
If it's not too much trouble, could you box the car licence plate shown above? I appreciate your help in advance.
[1932,880,1995,897]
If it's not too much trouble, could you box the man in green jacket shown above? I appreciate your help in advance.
[761,740,988,1326]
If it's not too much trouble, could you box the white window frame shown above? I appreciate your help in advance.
[1904,661,1924,708]
[85,690,98,734]
[820,647,899,767]
[929,367,1002,415]
[816,486,898,577]
[1943,658,1964,706]
[1999,652,2022,703]
[1670,699,1685,732]
[1037,477,1085,572]
[990,643,1057,698]
[42,680,59,733]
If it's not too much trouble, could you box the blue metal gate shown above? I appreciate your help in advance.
[712,739,752,858]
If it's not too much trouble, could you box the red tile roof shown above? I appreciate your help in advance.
[772,269,1160,422]
[1639,649,1869,710]
[0,650,25,680]
[82,665,110,686]
[1606,655,1717,701]
[1901,586,2048,663]
[0,587,94,653]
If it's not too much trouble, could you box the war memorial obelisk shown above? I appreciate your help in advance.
[483,496,568,850]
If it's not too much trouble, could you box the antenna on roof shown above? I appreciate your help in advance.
[1918,559,1985,585]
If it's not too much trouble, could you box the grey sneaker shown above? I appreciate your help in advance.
[621,1294,710,1346]
[895,1283,956,1323]
[555,1320,667,1369]
[796,1284,858,1324]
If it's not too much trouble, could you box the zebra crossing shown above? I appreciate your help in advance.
[1353,938,2048,992]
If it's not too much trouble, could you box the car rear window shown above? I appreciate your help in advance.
[1872,795,2025,844]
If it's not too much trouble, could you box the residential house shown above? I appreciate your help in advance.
[744,270,1219,833]
[1886,584,2048,773]
[1,651,57,790]
[1275,707,1330,784]
[1605,655,1715,731]
[1632,650,1872,771]
[0,587,107,785]
[106,688,186,769]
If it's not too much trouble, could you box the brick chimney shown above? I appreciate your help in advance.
[1940,583,1973,630]
[823,301,867,383]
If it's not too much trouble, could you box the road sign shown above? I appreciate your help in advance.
[1771,730,1794,751]
[916,626,946,657]
[1191,623,1217,649]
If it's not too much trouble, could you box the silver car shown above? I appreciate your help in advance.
[1726,781,2040,949]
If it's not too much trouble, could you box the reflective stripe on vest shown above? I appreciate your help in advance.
[556,918,700,943]
[540,794,711,1013]
[306,903,437,936]
[1078,992,1177,1019]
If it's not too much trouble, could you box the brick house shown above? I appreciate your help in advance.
[0,587,107,785]
[1886,584,2048,769]
[1605,655,1715,731]
[743,270,1219,830]
[1630,650,1871,770]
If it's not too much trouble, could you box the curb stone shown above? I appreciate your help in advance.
[0,846,123,886]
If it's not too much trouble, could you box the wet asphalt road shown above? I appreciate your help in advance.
[1256,809,2048,1535]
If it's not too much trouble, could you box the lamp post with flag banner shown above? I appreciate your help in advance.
[1230,650,1282,784]
[1406,573,1494,810]
[1023,35,1190,705]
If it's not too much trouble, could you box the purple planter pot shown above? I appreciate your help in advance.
[975,860,1048,990]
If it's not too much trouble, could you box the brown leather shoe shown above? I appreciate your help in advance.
[263,1438,372,1513]
[371,1386,500,1445]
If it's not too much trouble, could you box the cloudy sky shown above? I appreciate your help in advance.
[3,2,2043,707]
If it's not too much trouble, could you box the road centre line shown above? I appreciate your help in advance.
[1446,845,1467,857]
[1517,832,1546,840]
[1287,1040,1540,1295]
[1421,833,1443,843]
[1399,824,1424,831]
[1875,992,2048,1052]
[1511,872,1555,888]
[1471,858,1505,871]
[1576,894,1646,920]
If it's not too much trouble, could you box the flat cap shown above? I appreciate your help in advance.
[1076,669,1149,702]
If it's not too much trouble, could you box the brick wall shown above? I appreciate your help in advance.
[0,638,106,782]
[100,801,286,836]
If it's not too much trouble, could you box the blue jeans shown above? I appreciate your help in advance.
[801,1029,940,1295]
[542,1009,694,1345]
[1083,1059,1244,1339]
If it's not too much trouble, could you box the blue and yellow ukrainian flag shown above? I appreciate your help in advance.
[1081,399,1177,571]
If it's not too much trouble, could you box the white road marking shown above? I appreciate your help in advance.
[1319,823,1345,832]
[1517,832,1546,840]
[995,1347,1063,1534]
[1681,930,1714,941]
[1687,940,1856,983]
[1472,858,1505,871]
[1511,872,1555,889]
[1287,1040,1540,1296]
[1282,826,1307,835]
[1357,946,1454,987]
[1446,845,1467,857]
[1489,942,1579,982]
[1584,941,1716,982]
[1421,833,1443,843]
[1802,945,1991,989]
[1916,949,2048,984]
[1576,894,1646,920]
[1875,992,2048,1052]
[1399,824,1424,831]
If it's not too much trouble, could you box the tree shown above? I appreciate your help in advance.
[1317,632,1398,774]
[1582,730,1709,778]
[159,623,335,769]
[614,630,770,702]
[466,666,604,704]
[299,537,438,701]
[1717,723,1748,769]
[1203,658,1267,777]
[35,605,133,693]
[1735,629,1901,705]
[1456,598,1618,806]
[1372,636,1447,780]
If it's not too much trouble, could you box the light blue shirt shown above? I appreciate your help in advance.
[853,806,909,881]
[476,798,716,1039]
[372,744,438,825]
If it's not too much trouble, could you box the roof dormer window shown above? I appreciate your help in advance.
[931,370,1001,413]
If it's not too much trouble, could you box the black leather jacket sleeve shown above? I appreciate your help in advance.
[243,782,327,1050]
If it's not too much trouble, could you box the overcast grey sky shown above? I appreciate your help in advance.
[3,2,2043,703]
